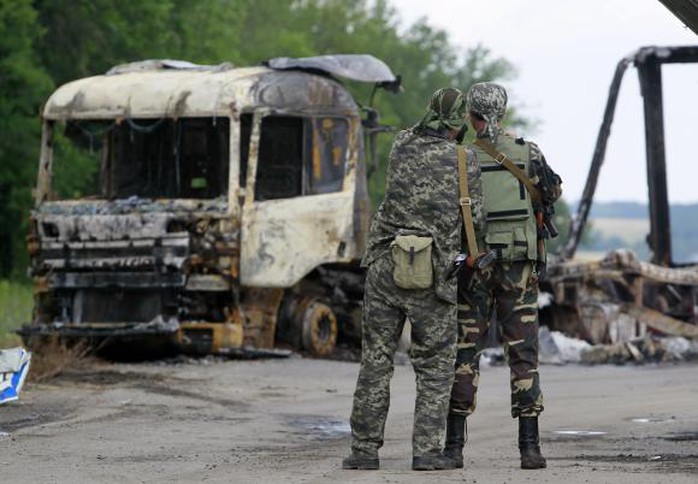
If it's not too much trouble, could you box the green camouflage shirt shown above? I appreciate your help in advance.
[363,127,483,303]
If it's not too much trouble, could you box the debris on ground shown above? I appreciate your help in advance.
[579,335,698,365]
[481,347,506,367]
[538,314,698,366]
[0,347,31,404]
[539,326,592,364]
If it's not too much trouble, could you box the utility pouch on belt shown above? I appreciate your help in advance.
[390,235,434,289]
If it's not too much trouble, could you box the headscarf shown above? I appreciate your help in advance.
[418,87,467,133]
[466,82,507,142]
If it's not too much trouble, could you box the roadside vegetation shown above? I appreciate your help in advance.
[1,0,527,280]
[1,280,96,380]
[0,279,32,347]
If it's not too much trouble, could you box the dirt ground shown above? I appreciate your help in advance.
[1,354,697,484]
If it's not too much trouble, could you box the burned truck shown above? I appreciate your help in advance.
[541,45,698,345]
[22,55,400,356]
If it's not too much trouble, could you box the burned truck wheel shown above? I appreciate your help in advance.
[279,297,338,356]
[299,300,338,356]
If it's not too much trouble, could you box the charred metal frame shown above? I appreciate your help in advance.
[23,55,401,356]
[658,0,698,35]
[562,45,698,267]
[544,46,698,344]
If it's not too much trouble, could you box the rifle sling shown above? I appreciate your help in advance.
[473,138,542,205]
[456,146,480,258]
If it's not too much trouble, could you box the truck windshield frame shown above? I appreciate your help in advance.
[50,117,231,201]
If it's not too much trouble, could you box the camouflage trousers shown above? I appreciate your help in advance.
[350,255,457,457]
[449,261,544,419]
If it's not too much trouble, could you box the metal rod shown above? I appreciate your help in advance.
[560,55,632,260]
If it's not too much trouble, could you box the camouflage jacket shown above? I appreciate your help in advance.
[362,127,483,303]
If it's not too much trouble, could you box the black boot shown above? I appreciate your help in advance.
[443,413,466,469]
[412,453,458,471]
[518,416,547,469]
[342,450,379,470]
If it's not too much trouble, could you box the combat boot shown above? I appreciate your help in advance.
[341,450,379,470]
[443,413,466,469]
[412,453,458,471]
[518,416,547,469]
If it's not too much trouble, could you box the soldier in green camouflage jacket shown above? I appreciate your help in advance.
[343,88,483,471]
[444,82,562,471]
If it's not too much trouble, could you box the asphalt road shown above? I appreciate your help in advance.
[1,355,697,483]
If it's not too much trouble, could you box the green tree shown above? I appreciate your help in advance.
[0,0,528,277]
[267,1,521,205]
[35,0,247,84]
[35,0,173,85]
[168,0,246,64]
[0,0,52,277]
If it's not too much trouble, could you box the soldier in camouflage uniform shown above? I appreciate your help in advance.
[342,88,483,471]
[444,82,562,470]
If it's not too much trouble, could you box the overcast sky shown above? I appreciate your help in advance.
[389,0,697,204]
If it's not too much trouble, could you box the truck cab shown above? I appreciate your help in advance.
[23,55,399,356]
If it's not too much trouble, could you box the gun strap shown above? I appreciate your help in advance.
[473,138,542,205]
[456,146,480,257]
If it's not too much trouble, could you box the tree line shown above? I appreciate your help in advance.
[0,0,521,278]
[581,201,698,263]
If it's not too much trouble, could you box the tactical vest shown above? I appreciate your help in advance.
[472,135,539,262]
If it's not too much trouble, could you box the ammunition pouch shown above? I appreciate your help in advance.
[485,228,530,261]
[391,235,434,289]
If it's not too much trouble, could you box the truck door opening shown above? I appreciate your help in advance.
[239,114,348,201]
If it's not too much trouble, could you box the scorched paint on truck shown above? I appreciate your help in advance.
[21,55,400,356]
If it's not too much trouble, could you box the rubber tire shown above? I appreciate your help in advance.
[300,300,338,356]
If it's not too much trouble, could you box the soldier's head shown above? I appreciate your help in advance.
[418,87,467,137]
[466,82,507,139]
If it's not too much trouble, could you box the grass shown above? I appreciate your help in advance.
[0,279,33,348]
[1,279,98,382]
[28,337,95,382]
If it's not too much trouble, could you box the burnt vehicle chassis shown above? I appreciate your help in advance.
[21,56,399,357]
[543,46,698,344]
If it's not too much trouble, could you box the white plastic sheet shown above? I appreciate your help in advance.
[0,347,31,404]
